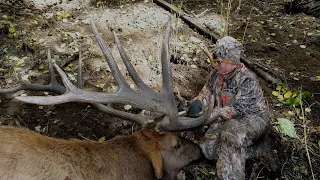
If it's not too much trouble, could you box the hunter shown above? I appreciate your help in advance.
[188,36,270,179]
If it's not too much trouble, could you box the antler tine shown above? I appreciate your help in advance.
[157,16,180,128]
[0,49,65,95]
[90,18,132,92]
[157,95,215,131]
[156,16,216,131]
[162,16,177,107]
[93,103,150,126]
[161,16,174,94]
[77,50,150,126]
[47,49,65,93]
[77,50,84,89]
[113,31,153,93]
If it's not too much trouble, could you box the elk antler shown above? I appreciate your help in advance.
[0,49,65,95]
[9,16,214,130]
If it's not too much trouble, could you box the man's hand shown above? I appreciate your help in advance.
[188,100,203,117]
[205,107,221,124]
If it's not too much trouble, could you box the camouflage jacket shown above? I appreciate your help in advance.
[195,64,268,120]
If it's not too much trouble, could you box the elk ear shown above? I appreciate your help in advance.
[161,132,180,150]
[134,129,164,179]
[149,150,164,179]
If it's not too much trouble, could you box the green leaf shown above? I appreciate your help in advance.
[124,105,132,110]
[201,166,209,174]
[284,91,292,99]
[300,166,308,175]
[99,136,106,142]
[8,34,14,38]
[39,64,44,70]
[46,111,52,116]
[13,66,20,72]
[272,91,279,96]
[64,66,71,71]
[301,91,311,99]
[8,27,15,33]
[276,118,297,138]
[277,94,284,100]
[281,98,298,106]
[95,83,105,88]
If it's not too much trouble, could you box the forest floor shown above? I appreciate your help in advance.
[0,0,319,179]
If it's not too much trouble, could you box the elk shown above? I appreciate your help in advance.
[0,126,201,180]
[0,16,214,179]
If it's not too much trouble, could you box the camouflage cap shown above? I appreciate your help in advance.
[213,36,243,64]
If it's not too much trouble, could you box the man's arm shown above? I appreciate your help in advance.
[219,77,259,120]
[188,73,214,117]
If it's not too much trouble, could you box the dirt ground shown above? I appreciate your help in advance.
[1,0,320,179]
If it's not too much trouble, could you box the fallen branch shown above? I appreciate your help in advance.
[153,0,220,41]
[153,0,280,85]
[240,57,280,85]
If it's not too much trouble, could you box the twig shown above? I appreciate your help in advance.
[255,166,266,180]
[196,8,211,17]
[242,8,253,44]
[200,44,214,67]
[237,0,242,11]
[300,91,315,180]
[225,0,233,35]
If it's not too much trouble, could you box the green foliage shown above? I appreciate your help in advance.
[281,91,311,107]
[172,4,182,9]
[272,83,311,107]
[275,118,297,138]
[124,104,132,110]
[99,136,106,142]
[57,12,70,20]
[0,19,17,39]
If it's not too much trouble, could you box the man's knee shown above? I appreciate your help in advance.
[220,120,245,146]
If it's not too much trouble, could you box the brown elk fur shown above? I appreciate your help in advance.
[0,126,201,180]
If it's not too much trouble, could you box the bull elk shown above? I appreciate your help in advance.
[0,16,215,179]
[0,126,200,180]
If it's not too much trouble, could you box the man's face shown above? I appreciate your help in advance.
[214,59,238,74]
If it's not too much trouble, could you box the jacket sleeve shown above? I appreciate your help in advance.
[220,77,259,120]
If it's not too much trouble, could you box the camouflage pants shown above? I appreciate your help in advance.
[200,112,270,180]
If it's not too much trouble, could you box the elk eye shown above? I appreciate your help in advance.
[174,143,181,149]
